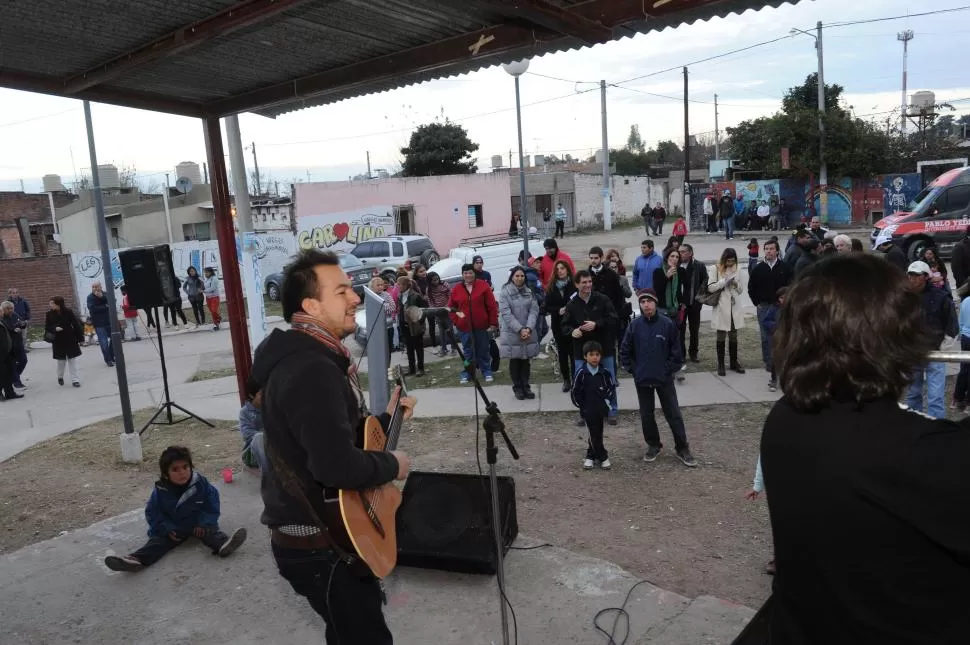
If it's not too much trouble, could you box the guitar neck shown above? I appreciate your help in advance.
[384,403,405,452]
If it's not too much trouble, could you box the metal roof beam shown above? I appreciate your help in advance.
[62,0,316,94]
[471,0,614,45]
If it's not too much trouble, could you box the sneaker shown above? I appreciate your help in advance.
[606,416,617,426]
[212,325,219,331]
[576,416,586,427]
[72,382,81,388]
[643,445,662,462]
[676,448,698,468]
[57,378,64,386]
[13,381,25,389]
[105,555,143,572]
[599,459,612,470]
[484,374,494,383]
[768,379,777,392]
[460,375,469,384]
[952,401,966,411]
[583,458,595,470]
[218,528,247,557]
[676,374,685,383]
[416,369,425,377]
[561,381,571,392]
[680,364,687,372]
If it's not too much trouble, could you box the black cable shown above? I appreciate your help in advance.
[593,579,659,645]
[508,542,553,550]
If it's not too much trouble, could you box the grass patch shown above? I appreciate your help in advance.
[359,351,563,391]
[190,367,238,382]
[0,411,240,554]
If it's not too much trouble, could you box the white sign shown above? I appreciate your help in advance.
[296,206,395,254]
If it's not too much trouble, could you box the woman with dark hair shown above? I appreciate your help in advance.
[709,248,746,377]
[850,237,865,253]
[396,276,427,377]
[606,248,626,276]
[761,253,970,644]
[498,267,540,399]
[922,247,949,289]
[45,296,84,387]
[653,248,687,373]
[544,260,576,391]
[509,212,521,238]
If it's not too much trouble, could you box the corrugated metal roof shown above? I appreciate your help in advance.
[0,0,802,118]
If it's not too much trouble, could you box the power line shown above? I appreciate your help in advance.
[0,107,80,129]
[826,5,970,29]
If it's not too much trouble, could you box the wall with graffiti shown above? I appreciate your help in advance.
[70,232,297,317]
[878,173,921,217]
[295,206,395,253]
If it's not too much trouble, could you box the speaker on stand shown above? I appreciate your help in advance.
[118,245,213,434]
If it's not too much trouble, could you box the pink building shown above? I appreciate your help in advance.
[293,174,512,255]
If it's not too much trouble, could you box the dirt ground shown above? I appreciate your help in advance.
[0,412,242,555]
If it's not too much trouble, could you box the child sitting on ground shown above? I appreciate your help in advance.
[570,341,617,471]
[762,287,787,392]
[239,377,266,470]
[104,446,246,572]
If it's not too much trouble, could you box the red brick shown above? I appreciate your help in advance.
[0,255,76,311]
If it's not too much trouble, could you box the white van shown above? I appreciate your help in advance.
[428,233,541,288]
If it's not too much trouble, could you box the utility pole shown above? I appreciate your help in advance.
[816,21,828,224]
[202,162,208,184]
[509,149,513,169]
[683,67,691,230]
[162,173,173,243]
[366,151,372,179]
[898,30,914,135]
[600,80,611,231]
[250,142,261,196]
[714,93,720,160]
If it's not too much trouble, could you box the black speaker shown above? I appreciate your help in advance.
[396,471,517,575]
[119,245,178,309]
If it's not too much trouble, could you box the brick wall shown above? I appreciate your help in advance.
[0,255,76,311]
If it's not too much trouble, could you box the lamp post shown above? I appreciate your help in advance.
[791,22,827,223]
[503,59,531,261]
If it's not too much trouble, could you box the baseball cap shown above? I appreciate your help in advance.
[907,261,931,275]
[872,230,894,249]
[637,288,659,303]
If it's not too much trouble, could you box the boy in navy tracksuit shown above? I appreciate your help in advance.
[762,287,787,392]
[571,340,617,470]
[104,446,246,572]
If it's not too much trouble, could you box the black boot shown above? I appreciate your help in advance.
[729,337,746,374]
[562,378,571,393]
[522,362,535,399]
[716,341,727,377]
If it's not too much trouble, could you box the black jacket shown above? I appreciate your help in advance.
[919,282,953,346]
[652,266,687,312]
[717,196,734,219]
[680,260,709,306]
[784,242,804,269]
[1,313,25,353]
[86,292,111,328]
[45,308,83,360]
[619,312,682,386]
[952,237,970,288]
[793,252,818,277]
[748,259,794,306]
[882,245,909,273]
[762,396,970,644]
[561,291,617,359]
[255,328,398,529]
[589,265,626,317]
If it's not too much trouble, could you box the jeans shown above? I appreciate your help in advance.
[273,542,392,645]
[653,220,664,235]
[635,381,689,451]
[131,529,229,567]
[748,258,758,274]
[12,342,27,383]
[245,432,268,471]
[685,302,702,359]
[555,220,565,237]
[906,361,947,419]
[94,326,114,364]
[955,336,970,404]
[459,329,492,379]
[56,357,80,384]
[402,325,424,372]
[574,356,618,415]
[551,320,572,383]
[164,302,187,326]
[756,304,773,370]
[508,358,532,389]
[189,297,206,325]
[436,318,459,352]
[724,215,735,239]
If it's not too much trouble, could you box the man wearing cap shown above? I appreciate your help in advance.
[471,255,492,289]
[620,289,696,467]
[907,260,955,419]
[873,231,908,273]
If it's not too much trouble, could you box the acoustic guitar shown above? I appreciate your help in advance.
[328,366,409,578]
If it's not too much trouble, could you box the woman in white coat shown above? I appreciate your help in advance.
[708,248,746,377]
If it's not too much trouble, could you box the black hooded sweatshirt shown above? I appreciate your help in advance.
[253,328,399,529]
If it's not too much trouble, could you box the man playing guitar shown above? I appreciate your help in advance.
[253,249,416,644]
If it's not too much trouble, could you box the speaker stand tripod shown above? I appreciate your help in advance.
[139,306,214,435]
[447,325,519,645]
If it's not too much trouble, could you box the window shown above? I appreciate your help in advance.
[940,185,970,215]
[406,239,431,256]
[182,222,212,241]
[352,242,374,258]
[392,241,404,257]
[468,204,484,228]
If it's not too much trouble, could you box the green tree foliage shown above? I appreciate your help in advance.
[609,128,686,175]
[626,125,646,153]
[400,121,479,177]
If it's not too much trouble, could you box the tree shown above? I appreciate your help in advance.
[400,121,479,176]
[626,125,646,153]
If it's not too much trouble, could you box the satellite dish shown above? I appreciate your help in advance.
[175,176,193,194]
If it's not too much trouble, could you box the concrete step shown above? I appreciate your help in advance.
[635,594,756,645]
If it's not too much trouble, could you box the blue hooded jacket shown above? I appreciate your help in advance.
[145,470,220,537]
[619,311,683,386]
[632,251,662,292]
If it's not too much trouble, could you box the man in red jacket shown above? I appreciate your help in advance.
[535,238,575,288]
[447,263,498,384]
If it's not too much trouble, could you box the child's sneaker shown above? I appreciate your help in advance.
[218,528,247,557]
[768,379,777,392]
[599,459,612,470]
[484,374,494,383]
[583,458,595,470]
[459,375,469,384]
[105,555,144,572]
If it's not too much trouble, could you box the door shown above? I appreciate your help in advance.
[393,205,415,235]
[931,184,970,252]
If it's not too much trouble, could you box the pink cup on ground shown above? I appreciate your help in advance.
[222,467,233,483]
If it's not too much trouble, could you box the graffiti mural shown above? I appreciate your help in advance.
[807,177,853,225]
[736,180,780,206]
[880,173,921,216]
[296,206,395,253]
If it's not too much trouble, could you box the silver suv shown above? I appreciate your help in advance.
[350,235,440,284]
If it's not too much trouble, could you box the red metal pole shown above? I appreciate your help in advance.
[203,116,252,404]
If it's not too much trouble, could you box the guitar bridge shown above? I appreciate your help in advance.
[358,491,386,538]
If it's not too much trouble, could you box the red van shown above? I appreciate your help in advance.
[870,166,970,260]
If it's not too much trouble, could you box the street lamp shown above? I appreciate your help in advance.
[503,59,531,260]
[791,22,828,223]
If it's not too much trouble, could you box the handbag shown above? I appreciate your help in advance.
[43,330,56,343]
[695,286,722,307]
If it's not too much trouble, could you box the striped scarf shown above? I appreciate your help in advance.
[290,312,366,413]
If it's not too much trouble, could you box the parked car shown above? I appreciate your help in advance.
[350,235,440,284]
[264,252,373,300]
[427,234,539,288]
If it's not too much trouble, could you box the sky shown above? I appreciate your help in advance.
[2,0,969,194]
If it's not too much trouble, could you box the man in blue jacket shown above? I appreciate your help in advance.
[86,281,114,366]
[620,289,697,467]
[631,240,662,293]
[7,287,30,353]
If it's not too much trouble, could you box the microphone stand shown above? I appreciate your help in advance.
[437,311,518,645]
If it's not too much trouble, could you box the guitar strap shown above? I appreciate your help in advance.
[262,384,356,565]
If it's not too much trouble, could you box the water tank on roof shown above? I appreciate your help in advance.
[491,155,504,169]
[98,164,120,189]
[534,154,545,167]
[42,174,66,192]
[176,161,203,186]
[523,155,531,168]
[910,91,936,112]
[595,149,607,164]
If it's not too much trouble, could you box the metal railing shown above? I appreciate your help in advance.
[928,351,970,363]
